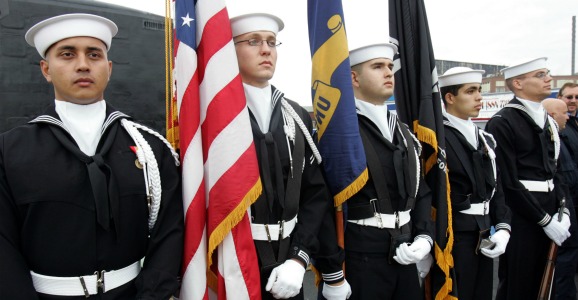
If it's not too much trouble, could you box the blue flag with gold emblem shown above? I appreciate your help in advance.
[307,0,368,208]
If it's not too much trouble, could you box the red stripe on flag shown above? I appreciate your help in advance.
[207,146,261,232]
[177,71,200,159]
[201,75,246,159]
[217,269,227,299]
[181,180,206,274]
[232,215,262,300]
[196,8,232,83]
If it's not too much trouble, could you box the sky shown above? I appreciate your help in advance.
[98,0,578,106]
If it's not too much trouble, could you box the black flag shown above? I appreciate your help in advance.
[389,0,457,299]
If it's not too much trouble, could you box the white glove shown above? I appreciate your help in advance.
[265,259,306,299]
[480,230,510,258]
[322,280,352,300]
[558,212,571,231]
[543,215,572,246]
[416,253,434,278]
[394,238,432,265]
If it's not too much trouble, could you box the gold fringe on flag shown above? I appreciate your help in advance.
[207,180,263,268]
[413,120,455,300]
[333,168,368,207]
[413,120,438,173]
[433,171,456,300]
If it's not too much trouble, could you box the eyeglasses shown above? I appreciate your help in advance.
[532,70,551,80]
[564,95,578,100]
[234,39,282,48]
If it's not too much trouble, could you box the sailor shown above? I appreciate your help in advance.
[0,13,183,299]
[485,57,571,299]
[439,67,512,300]
[230,11,350,300]
[342,42,433,300]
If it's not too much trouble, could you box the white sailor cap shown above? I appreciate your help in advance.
[438,67,485,88]
[25,13,118,59]
[349,43,397,67]
[230,12,284,37]
[501,57,548,79]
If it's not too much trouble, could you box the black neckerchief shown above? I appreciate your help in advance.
[30,104,130,234]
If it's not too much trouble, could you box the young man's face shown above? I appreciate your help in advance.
[559,86,578,116]
[234,31,278,88]
[445,83,483,120]
[351,58,394,105]
[40,36,112,105]
[514,68,552,101]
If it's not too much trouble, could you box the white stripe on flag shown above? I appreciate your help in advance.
[205,109,254,191]
[200,41,240,124]
[195,0,223,46]
[181,128,204,211]
[218,232,250,300]
[175,45,197,114]
[180,228,208,300]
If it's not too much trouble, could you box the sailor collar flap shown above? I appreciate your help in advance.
[29,104,131,135]
[444,118,498,201]
[504,99,560,162]
[359,115,421,199]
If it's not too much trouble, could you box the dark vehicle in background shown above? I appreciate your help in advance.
[0,0,167,133]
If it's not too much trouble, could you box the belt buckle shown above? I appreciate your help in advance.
[95,270,105,294]
[264,224,272,242]
[79,276,90,298]
[369,199,384,228]
[278,220,285,240]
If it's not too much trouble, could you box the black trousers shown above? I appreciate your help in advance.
[453,231,494,300]
[555,246,578,300]
[495,212,550,300]
[345,250,423,300]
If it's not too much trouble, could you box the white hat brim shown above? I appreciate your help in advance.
[25,13,118,58]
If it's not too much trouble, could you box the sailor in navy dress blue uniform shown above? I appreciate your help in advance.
[0,14,183,299]
[230,11,350,300]
[439,67,512,300]
[343,42,433,300]
[485,57,571,300]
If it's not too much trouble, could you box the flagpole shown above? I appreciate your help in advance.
[335,205,344,247]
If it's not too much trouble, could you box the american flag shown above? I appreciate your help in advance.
[174,0,262,299]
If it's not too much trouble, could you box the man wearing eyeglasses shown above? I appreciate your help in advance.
[554,84,578,299]
[486,57,571,299]
[558,83,578,163]
[230,12,350,300]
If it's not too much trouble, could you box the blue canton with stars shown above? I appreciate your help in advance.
[175,0,196,49]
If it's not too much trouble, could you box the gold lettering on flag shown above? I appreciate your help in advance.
[311,15,348,139]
